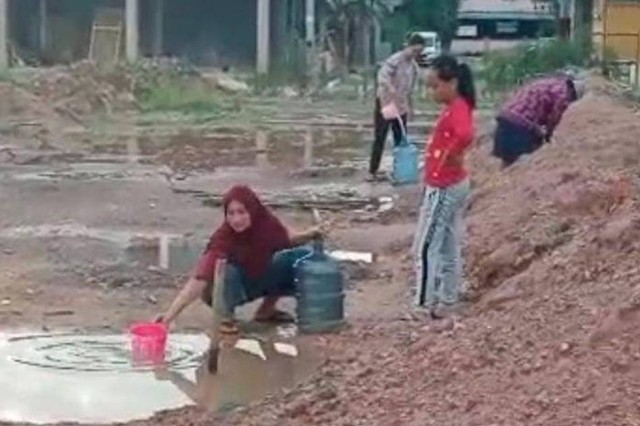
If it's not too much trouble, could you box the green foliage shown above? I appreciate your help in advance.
[384,0,460,49]
[481,38,591,93]
[127,61,236,114]
[0,69,14,83]
[324,0,392,68]
[139,81,229,113]
[324,0,390,23]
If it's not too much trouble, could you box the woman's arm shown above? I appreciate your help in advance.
[288,226,323,246]
[159,277,207,324]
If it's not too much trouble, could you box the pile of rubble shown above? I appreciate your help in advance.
[29,61,138,119]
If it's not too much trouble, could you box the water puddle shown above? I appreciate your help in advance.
[0,224,180,248]
[0,331,319,424]
[4,127,377,182]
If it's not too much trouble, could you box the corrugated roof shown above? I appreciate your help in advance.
[459,0,555,20]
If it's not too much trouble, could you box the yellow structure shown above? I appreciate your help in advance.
[593,0,640,61]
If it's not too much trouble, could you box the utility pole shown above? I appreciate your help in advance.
[0,0,7,68]
[256,0,271,74]
[305,0,316,84]
[125,0,140,62]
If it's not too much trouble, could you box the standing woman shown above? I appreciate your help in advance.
[157,185,323,371]
[414,55,476,319]
[368,33,425,181]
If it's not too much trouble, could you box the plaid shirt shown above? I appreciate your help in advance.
[499,77,572,137]
[377,51,418,115]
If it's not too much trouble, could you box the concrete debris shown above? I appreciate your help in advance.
[274,343,299,358]
[234,339,267,361]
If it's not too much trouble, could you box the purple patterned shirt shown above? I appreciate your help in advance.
[499,77,572,137]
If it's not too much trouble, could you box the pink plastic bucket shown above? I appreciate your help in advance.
[129,322,168,366]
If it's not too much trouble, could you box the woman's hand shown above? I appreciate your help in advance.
[289,221,330,246]
[310,219,332,239]
[308,225,323,240]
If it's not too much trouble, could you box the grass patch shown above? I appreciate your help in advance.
[138,81,237,115]
[0,69,14,83]
[481,38,591,93]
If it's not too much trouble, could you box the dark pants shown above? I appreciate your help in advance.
[212,247,312,317]
[369,98,408,175]
[492,118,543,168]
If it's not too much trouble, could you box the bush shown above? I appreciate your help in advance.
[128,60,235,114]
[139,80,228,113]
[482,38,591,93]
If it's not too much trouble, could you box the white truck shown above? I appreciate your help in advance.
[416,31,442,62]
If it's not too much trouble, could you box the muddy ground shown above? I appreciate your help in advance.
[2,71,640,426]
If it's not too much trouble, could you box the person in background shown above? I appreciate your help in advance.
[156,185,323,372]
[413,55,476,319]
[368,32,426,181]
[493,74,586,167]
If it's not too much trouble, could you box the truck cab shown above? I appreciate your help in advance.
[416,31,441,62]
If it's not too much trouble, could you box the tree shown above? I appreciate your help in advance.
[323,0,392,70]
[384,0,460,50]
[538,0,572,39]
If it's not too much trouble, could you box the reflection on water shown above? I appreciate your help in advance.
[0,332,319,424]
[303,128,314,169]
[255,129,269,168]
[157,340,319,413]
[5,127,378,184]
[86,127,368,173]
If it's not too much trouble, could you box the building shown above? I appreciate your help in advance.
[0,0,320,72]
[452,0,556,54]
[587,0,640,62]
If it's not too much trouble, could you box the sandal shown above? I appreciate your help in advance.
[219,320,239,335]
[254,310,295,324]
[365,173,386,183]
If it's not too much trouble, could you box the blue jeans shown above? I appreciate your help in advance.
[413,179,470,309]
[212,247,311,317]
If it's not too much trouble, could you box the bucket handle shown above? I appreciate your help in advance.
[310,195,326,252]
[396,116,409,146]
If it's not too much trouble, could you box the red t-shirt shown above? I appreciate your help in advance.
[424,97,474,188]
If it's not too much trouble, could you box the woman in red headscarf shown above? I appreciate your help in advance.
[157,186,322,360]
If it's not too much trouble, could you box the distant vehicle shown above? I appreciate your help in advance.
[416,31,442,62]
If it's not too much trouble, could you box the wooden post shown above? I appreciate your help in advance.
[256,0,270,74]
[39,0,47,54]
[636,31,640,89]
[303,127,313,169]
[255,130,268,168]
[373,19,381,63]
[0,0,7,68]
[125,0,139,62]
[152,0,163,57]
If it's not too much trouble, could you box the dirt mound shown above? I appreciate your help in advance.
[154,132,255,173]
[167,91,640,425]
[30,61,137,118]
[0,83,69,142]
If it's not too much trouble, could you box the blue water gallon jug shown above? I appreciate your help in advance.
[392,139,419,185]
[294,239,345,334]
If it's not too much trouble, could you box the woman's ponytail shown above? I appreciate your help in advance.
[456,63,476,110]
